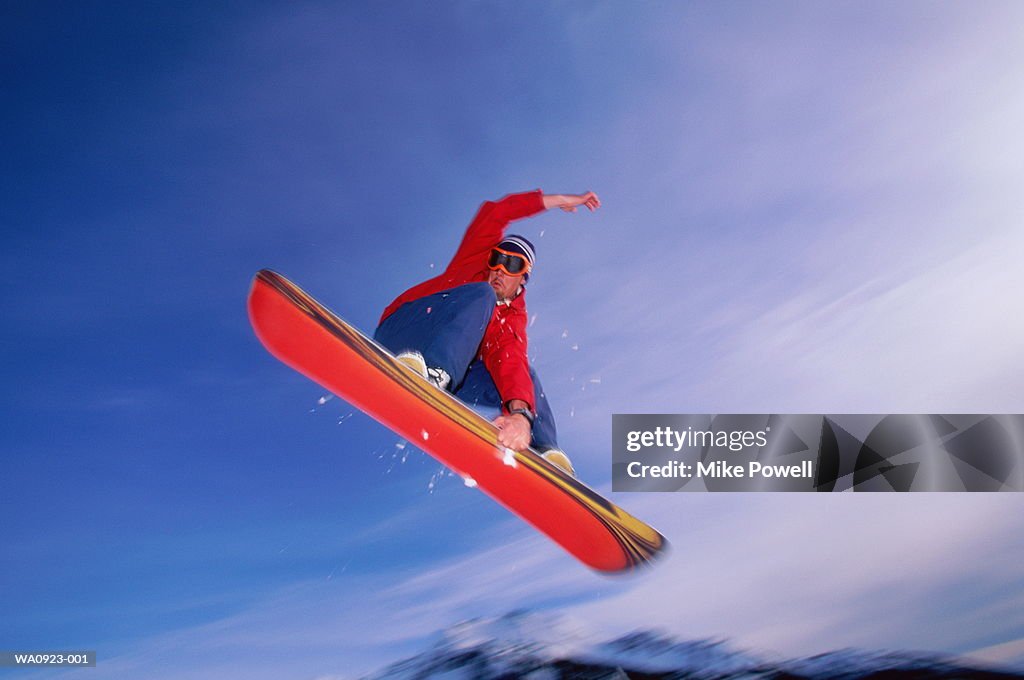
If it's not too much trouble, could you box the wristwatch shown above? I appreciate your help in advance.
[507,407,535,426]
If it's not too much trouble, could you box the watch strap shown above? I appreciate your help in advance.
[508,407,535,426]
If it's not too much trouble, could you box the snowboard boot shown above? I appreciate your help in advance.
[541,448,576,477]
[396,351,451,391]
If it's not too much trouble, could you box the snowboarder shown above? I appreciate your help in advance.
[374,189,601,476]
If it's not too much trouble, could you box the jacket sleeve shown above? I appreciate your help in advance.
[444,190,545,275]
[480,307,535,413]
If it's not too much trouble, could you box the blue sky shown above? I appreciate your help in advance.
[3,1,1024,677]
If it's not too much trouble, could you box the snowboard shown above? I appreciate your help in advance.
[247,269,667,573]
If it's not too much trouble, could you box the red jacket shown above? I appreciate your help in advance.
[380,190,545,411]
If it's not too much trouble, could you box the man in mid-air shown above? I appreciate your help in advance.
[374,189,601,476]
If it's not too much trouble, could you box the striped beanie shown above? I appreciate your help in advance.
[497,234,536,269]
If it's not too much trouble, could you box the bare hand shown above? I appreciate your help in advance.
[493,413,532,450]
[542,191,602,213]
[559,191,601,213]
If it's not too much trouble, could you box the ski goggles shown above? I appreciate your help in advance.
[487,247,532,276]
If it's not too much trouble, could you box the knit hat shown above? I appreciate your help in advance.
[497,234,536,269]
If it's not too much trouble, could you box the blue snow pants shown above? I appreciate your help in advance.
[373,282,558,451]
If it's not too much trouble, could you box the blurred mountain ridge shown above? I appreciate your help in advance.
[363,610,1023,679]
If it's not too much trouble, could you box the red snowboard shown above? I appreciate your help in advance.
[247,270,667,573]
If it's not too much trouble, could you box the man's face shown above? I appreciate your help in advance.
[488,268,523,301]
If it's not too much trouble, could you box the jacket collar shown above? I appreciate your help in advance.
[496,285,524,307]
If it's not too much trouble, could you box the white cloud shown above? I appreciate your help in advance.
[966,636,1024,671]
[567,492,1024,658]
[524,0,1024,420]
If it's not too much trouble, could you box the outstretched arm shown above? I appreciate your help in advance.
[542,191,601,213]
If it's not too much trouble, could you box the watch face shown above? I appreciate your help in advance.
[511,408,534,424]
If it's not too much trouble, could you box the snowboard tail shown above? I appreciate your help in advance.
[247,269,667,573]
